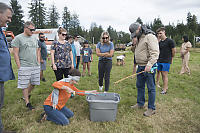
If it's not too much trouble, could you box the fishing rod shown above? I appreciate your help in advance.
[114,65,158,84]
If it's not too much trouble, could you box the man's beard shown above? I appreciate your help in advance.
[136,29,142,40]
[40,39,45,42]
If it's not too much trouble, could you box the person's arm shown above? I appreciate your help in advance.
[91,54,93,62]
[104,49,114,57]
[172,47,176,57]
[50,49,57,70]
[171,47,176,63]
[72,86,97,96]
[37,47,41,64]
[96,48,106,57]
[38,47,43,63]
[70,51,74,69]
[184,47,190,55]
[52,81,74,93]
[13,47,21,69]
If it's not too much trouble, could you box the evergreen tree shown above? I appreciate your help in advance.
[28,0,46,28]
[69,13,80,35]
[7,0,24,35]
[62,6,71,31]
[186,12,198,45]
[37,0,46,28]
[107,25,118,44]
[151,17,164,32]
[136,17,143,25]
[46,4,60,28]
[89,22,103,44]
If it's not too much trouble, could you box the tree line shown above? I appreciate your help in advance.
[7,0,200,46]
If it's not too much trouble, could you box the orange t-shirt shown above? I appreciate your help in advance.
[44,81,85,110]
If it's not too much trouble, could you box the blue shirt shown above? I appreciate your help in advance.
[96,42,114,60]
[70,43,77,68]
[38,40,47,60]
[0,28,15,82]
[81,47,92,63]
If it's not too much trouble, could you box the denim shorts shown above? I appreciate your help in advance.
[157,63,170,72]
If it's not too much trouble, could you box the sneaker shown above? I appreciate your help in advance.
[156,83,161,88]
[26,103,35,110]
[99,86,103,91]
[88,72,91,76]
[41,78,46,82]
[130,104,144,109]
[143,109,156,116]
[160,90,167,94]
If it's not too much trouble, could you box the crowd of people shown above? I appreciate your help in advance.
[0,2,193,132]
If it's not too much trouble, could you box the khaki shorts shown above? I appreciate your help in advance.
[18,66,40,89]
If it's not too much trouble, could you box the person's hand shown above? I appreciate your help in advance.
[133,65,137,74]
[71,64,74,69]
[52,64,57,70]
[144,65,151,72]
[41,59,44,64]
[71,91,76,96]
[81,62,83,65]
[181,54,184,59]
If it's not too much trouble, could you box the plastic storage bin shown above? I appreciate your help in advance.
[86,93,120,122]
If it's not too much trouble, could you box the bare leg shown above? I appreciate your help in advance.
[23,84,34,105]
[87,62,91,75]
[82,63,86,76]
[161,71,168,92]
[156,70,161,88]
[40,70,43,80]
[28,84,34,94]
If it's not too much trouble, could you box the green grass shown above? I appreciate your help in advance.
[2,48,200,133]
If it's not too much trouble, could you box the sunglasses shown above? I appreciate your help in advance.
[102,37,109,40]
[40,36,45,38]
[27,27,35,32]
[61,33,67,36]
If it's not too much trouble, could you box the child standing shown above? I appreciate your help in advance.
[81,40,93,76]
[41,69,97,125]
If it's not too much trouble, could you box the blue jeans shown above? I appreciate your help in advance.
[43,105,74,126]
[0,82,4,132]
[136,65,156,110]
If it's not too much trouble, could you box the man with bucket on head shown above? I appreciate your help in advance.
[129,22,159,117]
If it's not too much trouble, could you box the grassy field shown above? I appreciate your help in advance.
[2,48,200,133]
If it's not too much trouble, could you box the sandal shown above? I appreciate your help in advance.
[37,112,47,123]
[26,103,35,110]
[160,90,167,94]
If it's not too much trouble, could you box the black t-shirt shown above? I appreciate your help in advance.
[157,38,175,63]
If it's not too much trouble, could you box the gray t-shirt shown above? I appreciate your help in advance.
[11,33,39,67]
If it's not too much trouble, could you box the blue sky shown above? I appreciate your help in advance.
[2,0,200,32]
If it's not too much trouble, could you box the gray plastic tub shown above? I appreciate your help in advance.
[86,93,120,122]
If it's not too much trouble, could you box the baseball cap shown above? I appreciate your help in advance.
[129,22,141,38]
[83,40,89,44]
